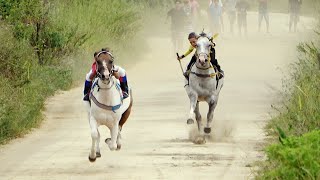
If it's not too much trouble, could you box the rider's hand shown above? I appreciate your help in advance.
[177,55,184,61]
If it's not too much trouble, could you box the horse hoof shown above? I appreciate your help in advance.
[116,144,121,151]
[204,127,211,134]
[105,138,111,144]
[96,152,101,158]
[88,156,96,162]
[187,119,194,124]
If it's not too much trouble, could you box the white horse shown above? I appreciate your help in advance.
[84,51,132,162]
[185,33,224,139]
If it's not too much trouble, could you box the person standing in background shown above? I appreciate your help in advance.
[236,0,249,36]
[167,0,186,51]
[289,0,302,32]
[224,0,238,33]
[208,0,224,34]
[190,0,200,31]
[183,0,194,33]
[258,0,269,33]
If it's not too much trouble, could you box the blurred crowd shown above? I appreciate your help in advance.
[167,0,303,49]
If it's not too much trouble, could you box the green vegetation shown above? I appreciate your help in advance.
[256,4,320,179]
[257,130,320,180]
[0,0,168,144]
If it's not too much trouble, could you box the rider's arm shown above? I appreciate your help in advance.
[182,45,195,59]
[113,65,126,79]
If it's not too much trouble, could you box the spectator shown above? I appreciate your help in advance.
[190,0,200,30]
[167,0,186,51]
[258,0,269,33]
[183,0,194,32]
[224,0,238,33]
[208,0,224,34]
[289,0,302,32]
[236,0,249,36]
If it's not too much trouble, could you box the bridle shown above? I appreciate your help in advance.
[89,50,123,112]
[95,50,115,86]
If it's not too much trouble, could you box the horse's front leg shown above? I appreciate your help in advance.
[205,99,218,134]
[106,122,119,151]
[89,116,98,162]
[95,129,101,158]
[187,93,198,124]
[195,101,202,132]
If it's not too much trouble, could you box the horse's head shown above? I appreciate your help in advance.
[195,34,215,68]
[94,50,114,82]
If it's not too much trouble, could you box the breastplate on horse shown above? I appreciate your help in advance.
[84,51,133,162]
[184,33,224,143]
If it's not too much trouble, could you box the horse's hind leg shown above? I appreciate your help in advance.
[119,92,133,128]
[116,129,122,150]
[205,100,218,134]
[89,117,98,162]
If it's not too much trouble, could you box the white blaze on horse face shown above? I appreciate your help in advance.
[102,60,110,77]
[199,54,207,64]
[196,37,210,58]
[196,37,211,66]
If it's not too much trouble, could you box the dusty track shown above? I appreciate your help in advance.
[0,13,314,179]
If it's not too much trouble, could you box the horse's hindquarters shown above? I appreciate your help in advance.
[119,90,133,128]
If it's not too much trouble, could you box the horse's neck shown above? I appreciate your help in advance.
[93,78,121,105]
[192,64,215,73]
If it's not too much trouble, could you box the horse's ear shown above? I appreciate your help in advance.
[94,51,98,58]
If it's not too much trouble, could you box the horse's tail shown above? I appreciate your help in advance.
[119,89,133,128]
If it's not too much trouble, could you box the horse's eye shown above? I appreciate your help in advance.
[109,61,113,64]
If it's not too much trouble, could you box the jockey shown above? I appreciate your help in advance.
[83,48,129,101]
[177,32,224,78]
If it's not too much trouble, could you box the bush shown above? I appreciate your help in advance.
[0,65,71,144]
[257,130,320,180]
[0,0,155,144]
[267,40,320,137]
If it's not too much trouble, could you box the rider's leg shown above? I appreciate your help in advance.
[211,59,224,79]
[187,55,197,71]
[184,55,197,78]
[83,80,92,101]
[210,48,224,78]
[120,75,129,99]
[83,71,94,101]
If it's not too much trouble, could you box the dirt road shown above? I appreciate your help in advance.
[0,13,314,180]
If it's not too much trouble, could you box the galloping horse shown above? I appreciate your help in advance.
[185,33,224,139]
[85,51,133,162]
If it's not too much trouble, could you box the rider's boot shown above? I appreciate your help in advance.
[120,75,129,99]
[211,58,224,79]
[83,80,92,101]
[217,66,224,79]
[183,70,190,79]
